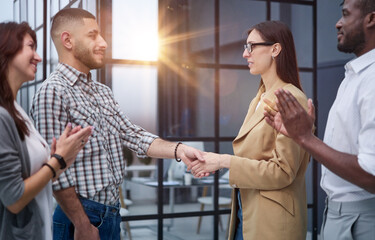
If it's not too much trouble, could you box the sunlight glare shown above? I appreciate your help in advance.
[112,0,159,61]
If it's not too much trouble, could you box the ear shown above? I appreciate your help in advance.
[365,12,375,28]
[271,43,282,58]
[60,31,73,50]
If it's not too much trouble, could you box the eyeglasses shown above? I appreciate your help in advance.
[243,42,275,53]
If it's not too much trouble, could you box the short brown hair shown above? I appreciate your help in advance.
[51,8,96,42]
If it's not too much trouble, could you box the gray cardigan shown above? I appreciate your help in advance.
[0,107,43,240]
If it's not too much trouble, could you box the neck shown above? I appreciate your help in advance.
[260,67,281,92]
[58,54,90,74]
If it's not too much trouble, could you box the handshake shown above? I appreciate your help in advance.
[180,143,230,178]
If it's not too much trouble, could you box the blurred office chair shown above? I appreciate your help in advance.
[196,170,232,237]
[119,186,133,240]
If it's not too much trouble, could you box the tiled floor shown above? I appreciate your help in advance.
[121,203,313,240]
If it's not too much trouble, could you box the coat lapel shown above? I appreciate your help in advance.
[234,80,288,142]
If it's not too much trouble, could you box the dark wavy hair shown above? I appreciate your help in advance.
[0,22,36,140]
[248,21,303,91]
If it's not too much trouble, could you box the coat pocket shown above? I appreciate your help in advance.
[260,190,294,216]
[10,204,43,240]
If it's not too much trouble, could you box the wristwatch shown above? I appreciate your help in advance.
[52,153,66,169]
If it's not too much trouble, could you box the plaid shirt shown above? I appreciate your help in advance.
[30,63,158,205]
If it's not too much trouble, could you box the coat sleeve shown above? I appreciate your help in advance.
[0,110,25,206]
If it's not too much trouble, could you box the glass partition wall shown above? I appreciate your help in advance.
[14,0,318,239]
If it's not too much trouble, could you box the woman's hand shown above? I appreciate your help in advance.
[190,152,223,178]
[53,123,93,169]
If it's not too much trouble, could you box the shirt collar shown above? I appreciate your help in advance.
[56,63,92,86]
[345,48,375,74]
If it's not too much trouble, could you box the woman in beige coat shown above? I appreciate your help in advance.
[190,21,310,240]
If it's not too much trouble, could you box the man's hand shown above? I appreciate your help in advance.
[265,89,315,144]
[74,223,100,240]
[178,144,211,177]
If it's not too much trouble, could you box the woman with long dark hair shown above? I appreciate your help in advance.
[0,21,92,240]
[190,21,310,239]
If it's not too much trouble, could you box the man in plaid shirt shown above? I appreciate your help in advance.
[30,8,204,240]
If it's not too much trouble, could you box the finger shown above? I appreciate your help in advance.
[308,99,316,122]
[264,116,275,129]
[263,98,278,112]
[263,104,278,117]
[281,89,298,110]
[72,126,93,141]
[69,125,82,136]
[191,164,201,173]
[60,122,72,138]
[264,111,275,123]
[274,90,287,115]
[188,160,200,171]
[194,150,205,161]
[284,90,303,110]
[275,89,294,116]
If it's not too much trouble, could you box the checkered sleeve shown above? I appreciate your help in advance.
[30,80,76,191]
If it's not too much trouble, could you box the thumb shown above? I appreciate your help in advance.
[195,150,205,161]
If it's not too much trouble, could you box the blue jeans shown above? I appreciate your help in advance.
[53,197,121,240]
[234,190,243,240]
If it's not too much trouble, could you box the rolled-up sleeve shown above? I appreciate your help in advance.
[118,108,158,158]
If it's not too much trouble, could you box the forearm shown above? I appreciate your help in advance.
[146,138,177,159]
[300,135,375,193]
[7,157,62,214]
[218,154,231,169]
[53,187,91,228]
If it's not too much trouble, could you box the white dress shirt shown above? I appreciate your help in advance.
[321,48,375,202]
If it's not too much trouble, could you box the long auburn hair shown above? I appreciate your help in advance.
[0,22,36,140]
[248,21,303,91]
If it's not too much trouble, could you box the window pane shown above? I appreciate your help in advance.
[36,29,43,81]
[112,0,158,61]
[0,1,14,22]
[21,87,28,112]
[185,0,215,64]
[60,0,70,9]
[14,1,20,22]
[219,0,267,65]
[271,3,313,68]
[112,64,158,134]
[50,0,59,16]
[159,67,215,138]
[35,0,43,27]
[220,69,260,137]
[28,0,35,28]
[300,71,313,99]
[28,84,35,111]
[20,0,27,22]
